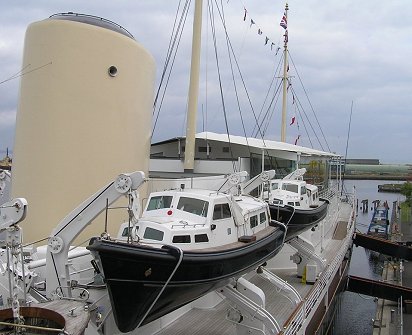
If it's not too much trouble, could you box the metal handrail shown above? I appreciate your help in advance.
[282,191,356,335]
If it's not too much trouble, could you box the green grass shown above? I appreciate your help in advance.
[400,202,411,224]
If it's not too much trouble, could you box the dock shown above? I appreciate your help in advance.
[371,201,412,334]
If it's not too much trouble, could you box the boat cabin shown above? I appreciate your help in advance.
[264,179,320,209]
[118,189,272,250]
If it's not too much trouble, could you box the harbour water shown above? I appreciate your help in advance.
[334,179,405,335]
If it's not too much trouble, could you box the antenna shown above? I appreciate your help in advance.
[342,101,354,194]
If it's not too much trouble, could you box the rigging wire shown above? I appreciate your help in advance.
[213,0,293,172]
[288,51,331,152]
[290,90,314,148]
[289,85,321,149]
[208,0,237,172]
[261,80,283,138]
[217,0,252,163]
[153,0,184,111]
[0,63,51,86]
[152,0,192,138]
[341,101,354,194]
[211,1,267,143]
[212,0,284,173]
[252,55,283,138]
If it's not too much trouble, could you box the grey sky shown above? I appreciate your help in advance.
[0,0,411,163]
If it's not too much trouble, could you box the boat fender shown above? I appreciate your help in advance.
[238,235,256,243]
[88,237,99,245]
[161,245,181,257]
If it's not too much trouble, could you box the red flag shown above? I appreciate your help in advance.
[280,14,287,29]
[290,116,295,125]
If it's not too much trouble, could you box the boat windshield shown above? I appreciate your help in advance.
[146,195,173,211]
[177,197,209,217]
[271,182,279,190]
[282,183,298,193]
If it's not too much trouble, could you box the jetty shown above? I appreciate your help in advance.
[378,183,402,193]
[346,200,412,333]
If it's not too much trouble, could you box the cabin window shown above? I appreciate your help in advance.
[143,227,164,241]
[288,202,294,206]
[222,147,230,153]
[271,183,279,190]
[177,197,209,217]
[260,212,267,225]
[198,146,211,153]
[295,202,300,206]
[213,203,232,220]
[250,215,258,228]
[172,235,191,243]
[301,186,307,195]
[195,234,209,242]
[272,199,283,205]
[147,196,173,211]
[121,226,139,237]
[313,194,316,201]
[283,184,298,193]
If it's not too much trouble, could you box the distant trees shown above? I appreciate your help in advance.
[400,181,412,206]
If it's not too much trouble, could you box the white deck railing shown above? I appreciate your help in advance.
[281,190,356,335]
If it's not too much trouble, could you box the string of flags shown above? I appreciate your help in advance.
[242,7,284,55]
[240,5,297,144]
[290,91,301,145]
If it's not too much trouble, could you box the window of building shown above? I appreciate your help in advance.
[198,146,211,153]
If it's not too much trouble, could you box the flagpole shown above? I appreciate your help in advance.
[280,3,289,142]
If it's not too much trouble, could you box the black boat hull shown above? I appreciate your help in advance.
[269,200,328,241]
[87,223,285,332]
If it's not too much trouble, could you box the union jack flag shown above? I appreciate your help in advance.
[280,14,287,29]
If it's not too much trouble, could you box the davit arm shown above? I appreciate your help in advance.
[45,171,145,298]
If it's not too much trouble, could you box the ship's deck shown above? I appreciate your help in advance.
[153,202,354,335]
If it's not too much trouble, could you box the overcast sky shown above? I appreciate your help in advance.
[0,0,411,164]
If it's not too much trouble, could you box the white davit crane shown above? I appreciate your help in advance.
[45,171,146,298]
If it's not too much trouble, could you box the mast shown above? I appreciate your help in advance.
[184,0,203,172]
[280,3,289,142]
